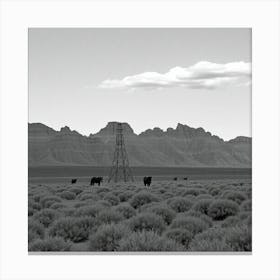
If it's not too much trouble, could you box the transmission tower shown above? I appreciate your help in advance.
[108,122,134,183]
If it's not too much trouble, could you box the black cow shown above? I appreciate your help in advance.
[90,177,103,186]
[173,177,178,181]
[183,177,188,181]
[143,176,152,187]
[71,179,77,184]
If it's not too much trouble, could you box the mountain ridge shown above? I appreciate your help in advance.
[28,122,252,167]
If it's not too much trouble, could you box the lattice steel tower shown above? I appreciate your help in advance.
[108,122,134,183]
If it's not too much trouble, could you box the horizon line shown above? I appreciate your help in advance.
[28,121,252,142]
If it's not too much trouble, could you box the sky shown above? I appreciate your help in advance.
[29,28,251,140]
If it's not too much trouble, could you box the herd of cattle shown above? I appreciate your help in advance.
[71,176,188,186]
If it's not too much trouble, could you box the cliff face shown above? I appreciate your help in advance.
[28,122,252,167]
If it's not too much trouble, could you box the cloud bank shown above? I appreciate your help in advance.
[98,61,251,90]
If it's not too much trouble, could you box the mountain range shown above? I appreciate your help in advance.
[28,122,252,167]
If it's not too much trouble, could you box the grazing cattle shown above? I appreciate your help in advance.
[71,179,77,184]
[183,177,188,181]
[173,177,178,181]
[143,176,152,187]
[90,177,103,186]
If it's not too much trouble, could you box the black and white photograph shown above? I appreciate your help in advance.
[28,28,252,253]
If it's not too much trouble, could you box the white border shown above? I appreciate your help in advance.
[0,0,280,280]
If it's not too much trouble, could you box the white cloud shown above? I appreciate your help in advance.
[98,61,251,90]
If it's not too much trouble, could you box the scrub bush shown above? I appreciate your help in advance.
[189,228,232,251]
[118,230,184,251]
[78,193,96,201]
[130,191,158,209]
[68,187,83,195]
[168,197,193,213]
[74,205,103,218]
[183,210,213,227]
[59,191,76,200]
[33,209,59,227]
[147,205,176,225]
[103,193,120,206]
[241,200,252,212]
[129,213,166,233]
[50,203,67,210]
[170,216,209,236]
[192,199,213,215]
[29,237,71,251]
[225,224,252,251]
[118,191,134,202]
[41,196,62,208]
[196,194,213,200]
[89,224,130,251]
[95,209,124,226]
[221,216,240,228]
[49,217,95,242]
[164,228,193,248]
[221,191,247,204]
[28,219,45,242]
[208,199,239,220]
[113,203,136,219]
[182,188,205,197]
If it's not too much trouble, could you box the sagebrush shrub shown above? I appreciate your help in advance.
[146,205,176,225]
[168,197,193,213]
[28,201,42,216]
[113,203,136,219]
[95,209,124,226]
[68,187,83,195]
[60,207,76,217]
[50,203,67,210]
[74,202,88,208]
[170,216,209,236]
[78,193,96,201]
[208,199,239,220]
[130,191,158,209]
[221,191,247,205]
[164,228,193,248]
[183,210,213,227]
[94,200,112,208]
[221,216,241,228]
[29,237,72,251]
[238,211,251,221]
[40,196,62,208]
[238,209,251,228]
[118,230,184,251]
[29,201,41,211]
[182,188,204,197]
[129,213,166,233]
[162,192,174,200]
[103,193,120,206]
[118,191,133,202]
[188,228,231,251]
[33,194,44,203]
[192,199,213,215]
[208,187,221,197]
[89,224,130,251]
[241,200,252,212]
[196,194,213,200]
[225,224,252,251]
[95,187,111,196]
[33,209,59,227]
[28,218,45,242]
[74,205,104,218]
[28,206,36,217]
[49,217,95,242]
[59,191,76,200]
